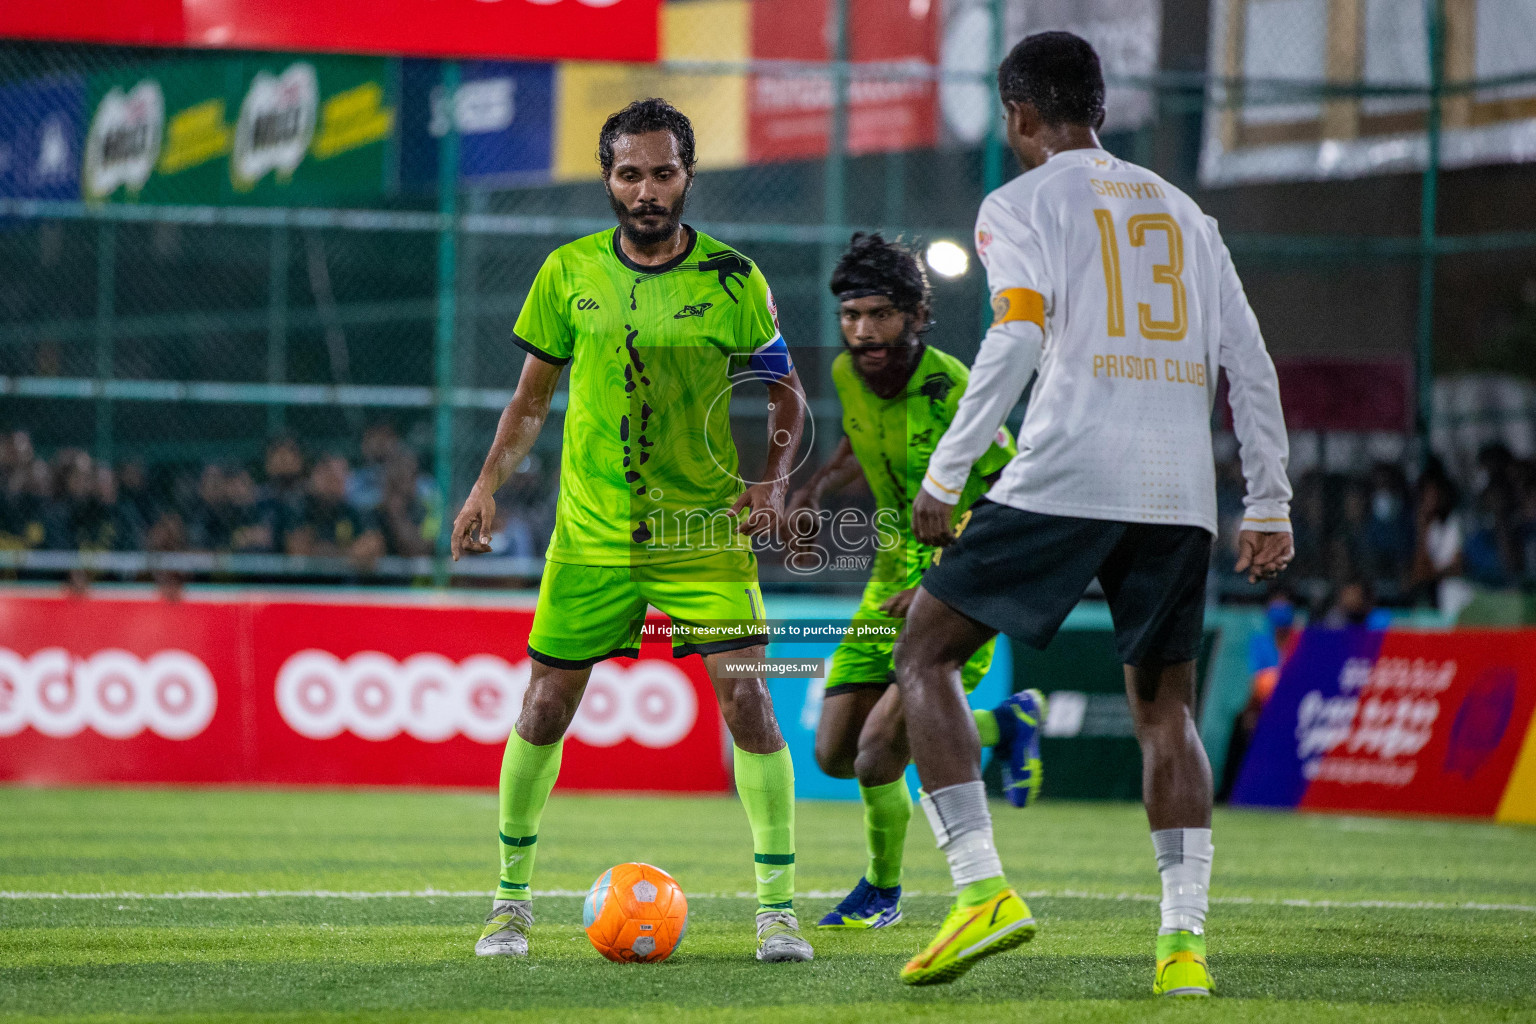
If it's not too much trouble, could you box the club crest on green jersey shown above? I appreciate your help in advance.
[694,250,752,302]
[918,372,955,410]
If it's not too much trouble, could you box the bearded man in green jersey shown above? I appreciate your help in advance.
[785,233,1046,931]
[452,99,813,963]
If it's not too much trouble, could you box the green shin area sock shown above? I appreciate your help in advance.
[973,708,1000,747]
[957,875,1009,907]
[859,777,913,889]
[497,731,564,900]
[734,744,796,910]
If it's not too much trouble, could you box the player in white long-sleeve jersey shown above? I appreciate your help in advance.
[892,33,1293,993]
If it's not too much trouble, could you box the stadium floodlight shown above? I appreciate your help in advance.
[925,239,969,278]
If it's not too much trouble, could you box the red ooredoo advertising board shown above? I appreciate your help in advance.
[0,0,661,63]
[0,592,727,792]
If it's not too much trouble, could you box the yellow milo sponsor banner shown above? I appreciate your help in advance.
[83,54,395,204]
[553,0,747,181]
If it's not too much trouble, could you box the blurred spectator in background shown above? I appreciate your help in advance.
[188,466,233,552]
[186,465,273,554]
[498,454,556,558]
[1517,459,1536,581]
[1334,479,1371,582]
[487,509,533,559]
[13,457,61,549]
[1214,454,1247,569]
[347,421,401,512]
[283,454,384,568]
[1464,443,1523,586]
[259,437,307,529]
[1320,577,1390,629]
[1,432,48,549]
[1362,463,1414,582]
[1289,470,1327,580]
[145,506,188,601]
[225,469,274,553]
[377,450,437,557]
[1410,462,1472,618]
[100,464,146,551]
[58,452,117,552]
[115,460,159,532]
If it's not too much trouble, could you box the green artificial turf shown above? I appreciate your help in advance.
[1,788,1533,1023]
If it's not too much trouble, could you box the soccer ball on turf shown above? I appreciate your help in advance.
[583,862,689,963]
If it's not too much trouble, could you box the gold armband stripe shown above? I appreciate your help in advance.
[990,287,1045,329]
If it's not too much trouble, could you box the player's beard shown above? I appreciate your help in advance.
[608,182,691,248]
[856,335,924,399]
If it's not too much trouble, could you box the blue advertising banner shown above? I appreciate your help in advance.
[1231,627,1386,810]
[400,59,554,189]
[0,75,84,200]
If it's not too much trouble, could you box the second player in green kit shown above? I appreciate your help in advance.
[786,233,1047,931]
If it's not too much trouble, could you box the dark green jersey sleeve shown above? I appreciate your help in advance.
[734,263,783,356]
[512,250,574,366]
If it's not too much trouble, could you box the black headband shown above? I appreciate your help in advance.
[835,288,892,302]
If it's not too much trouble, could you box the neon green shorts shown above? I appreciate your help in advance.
[824,580,995,696]
[528,549,767,668]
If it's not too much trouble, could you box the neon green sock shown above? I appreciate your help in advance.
[496,731,563,901]
[957,875,1009,908]
[860,777,912,889]
[734,744,796,910]
[973,708,1000,747]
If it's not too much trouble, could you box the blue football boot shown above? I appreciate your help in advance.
[1000,688,1047,808]
[816,877,903,929]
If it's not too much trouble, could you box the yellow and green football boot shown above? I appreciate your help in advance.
[1153,930,1213,997]
[899,887,1036,985]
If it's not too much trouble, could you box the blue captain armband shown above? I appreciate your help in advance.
[747,335,794,382]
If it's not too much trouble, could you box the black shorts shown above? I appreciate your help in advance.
[921,500,1212,667]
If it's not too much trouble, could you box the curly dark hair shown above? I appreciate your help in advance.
[829,232,931,318]
[997,31,1106,130]
[597,98,697,178]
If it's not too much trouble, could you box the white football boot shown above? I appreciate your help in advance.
[755,909,814,962]
[476,899,533,957]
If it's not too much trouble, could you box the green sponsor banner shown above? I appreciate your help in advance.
[229,55,394,204]
[989,628,1216,801]
[83,54,395,205]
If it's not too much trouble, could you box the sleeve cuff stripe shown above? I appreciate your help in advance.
[511,332,571,366]
[1242,516,1290,523]
[753,333,784,354]
[924,472,962,496]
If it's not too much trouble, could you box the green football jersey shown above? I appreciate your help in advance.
[831,344,1016,585]
[513,226,783,567]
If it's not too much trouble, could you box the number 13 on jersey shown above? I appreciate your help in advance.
[1094,210,1187,342]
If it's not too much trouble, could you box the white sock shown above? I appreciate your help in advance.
[1151,828,1213,935]
[920,782,1004,890]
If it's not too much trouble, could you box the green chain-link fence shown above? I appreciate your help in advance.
[1,0,1534,591]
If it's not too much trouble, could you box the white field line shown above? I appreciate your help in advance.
[1,888,1533,914]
